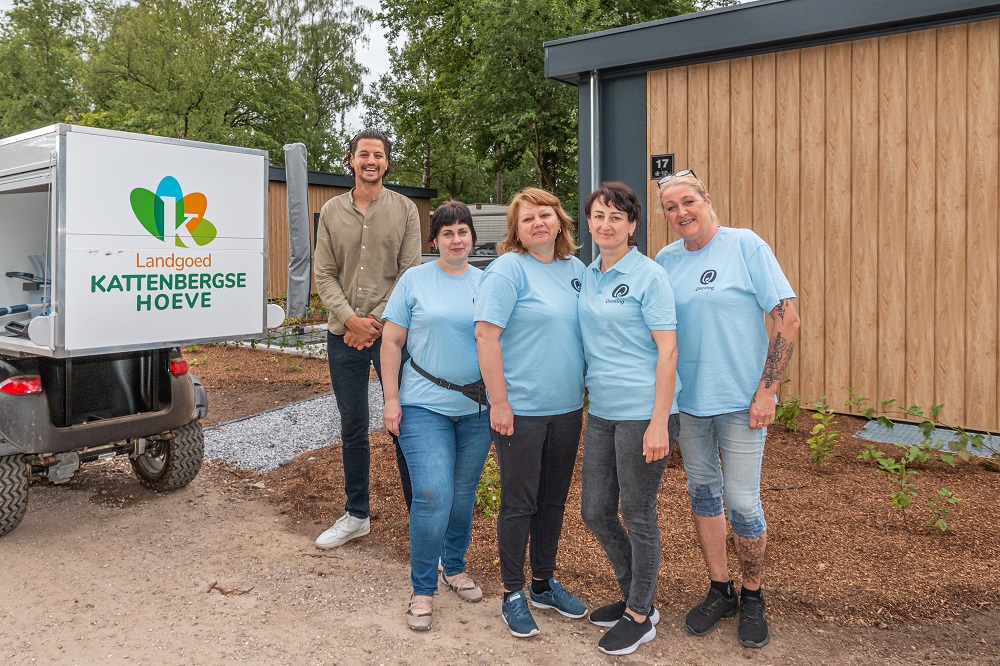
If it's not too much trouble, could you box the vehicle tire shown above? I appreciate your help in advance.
[131,420,204,492]
[0,454,28,537]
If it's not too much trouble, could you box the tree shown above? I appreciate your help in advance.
[0,0,89,136]
[268,0,372,170]
[371,0,706,206]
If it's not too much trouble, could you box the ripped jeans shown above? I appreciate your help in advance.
[677,410,767,539]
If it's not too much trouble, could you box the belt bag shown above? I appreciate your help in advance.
[408,359,489,407]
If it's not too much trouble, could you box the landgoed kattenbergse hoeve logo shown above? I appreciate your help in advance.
[87,176,247,313]
[130,176,217,247]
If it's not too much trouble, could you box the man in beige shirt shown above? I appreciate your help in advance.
[313,129,421,549]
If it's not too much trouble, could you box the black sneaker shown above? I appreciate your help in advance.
[737,592,771,648]
[684,584,738,636]
[589,600,660,628]
[597,613,656,656]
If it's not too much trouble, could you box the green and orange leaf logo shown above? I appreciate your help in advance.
[130,176,217,247]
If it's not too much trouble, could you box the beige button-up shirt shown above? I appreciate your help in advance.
[314,187,422,334]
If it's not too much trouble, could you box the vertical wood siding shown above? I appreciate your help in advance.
[646,22,1000,431]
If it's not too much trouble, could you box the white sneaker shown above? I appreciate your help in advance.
[315,513,370,549]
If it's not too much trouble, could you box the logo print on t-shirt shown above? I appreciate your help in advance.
[612,284,630,298]
[700,270,717,285]
[571,278,582,292]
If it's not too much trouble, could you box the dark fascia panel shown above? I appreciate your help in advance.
[268,165,437,199]
[545,0,1000,84]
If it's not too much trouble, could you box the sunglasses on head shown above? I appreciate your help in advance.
[657,169,701,188]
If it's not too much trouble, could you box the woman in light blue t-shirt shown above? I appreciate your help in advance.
[474,187,587,639]
[656,170,800,650]
[578,182,679,657]
[381,202,491,632]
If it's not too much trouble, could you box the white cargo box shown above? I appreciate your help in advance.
[0,125,283,357]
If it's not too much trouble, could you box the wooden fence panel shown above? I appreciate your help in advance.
[663,67,689,250]
[688,64,711,192]
[935,24,968,424]
[967,20,1000,430]
[799,45,827,400]
[647,70,669,257]
[850,38,879,409]
[775,50,802,395]
[708,61,731,223]
[906,29,938,412]
[825,42,853,408]
[877,33,908,406]
[730,58,754,231]
[753,54,777,250]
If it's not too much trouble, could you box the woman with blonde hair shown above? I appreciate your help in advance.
[474,187,587,638]
[656,170,800,649]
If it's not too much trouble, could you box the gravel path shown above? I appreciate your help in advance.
[204,380,385,472]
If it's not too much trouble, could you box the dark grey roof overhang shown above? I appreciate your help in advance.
[544,0,1000,84]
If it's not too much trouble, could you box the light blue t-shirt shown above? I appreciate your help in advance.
[382,261,484,416]
[579,247,681,421]
[655,227,795,417]
[473,251,585,416]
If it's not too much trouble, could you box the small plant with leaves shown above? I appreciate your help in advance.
[926,487,962,532]
[475,453,501,520]
[289,361,303,372]
[806,396,840,463]
[775,379,803,431]
[183,345,199,353]
[858,444,929,518]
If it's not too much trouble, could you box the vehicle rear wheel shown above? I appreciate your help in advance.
[131,420,204,492]
[0,454,28,537]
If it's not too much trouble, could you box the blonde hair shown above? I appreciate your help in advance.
[659,172,720,227]
[497,187,580,259]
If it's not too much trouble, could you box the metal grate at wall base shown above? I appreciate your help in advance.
[856,421,998,460]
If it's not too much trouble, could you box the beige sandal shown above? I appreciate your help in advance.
[406,596,433,631]
[441,570,483,602]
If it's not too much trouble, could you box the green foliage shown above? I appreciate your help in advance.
[927,487,961,532]
[475,452,501,520]
[859,444,926,519]
[0,0,368,169]
[369,0,710,206]
[0,0,89,136]
[775,379,802,432]
[806,396,839,463]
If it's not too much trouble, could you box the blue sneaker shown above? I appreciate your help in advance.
[502,590,540,638]
[528,579,587,618]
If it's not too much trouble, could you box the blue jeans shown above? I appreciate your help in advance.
[327,332,412,519]
[677,410,767,539]
[398,405,492,596]
[581,414,678,617]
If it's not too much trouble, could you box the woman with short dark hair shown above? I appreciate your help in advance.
[578,182,679,656]
[381,201,491,631]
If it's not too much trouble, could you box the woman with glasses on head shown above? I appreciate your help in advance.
[381,201,492,631]
[474,187,588,639]
[577,182,680,656]
[656,170,800,649]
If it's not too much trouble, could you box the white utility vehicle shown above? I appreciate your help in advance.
[0,125,284,536]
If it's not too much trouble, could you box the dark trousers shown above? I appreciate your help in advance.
[327,332,412,519]
[492,408,583,591]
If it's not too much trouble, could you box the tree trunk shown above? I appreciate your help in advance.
[422,141,431,189]
[495,170,503,205]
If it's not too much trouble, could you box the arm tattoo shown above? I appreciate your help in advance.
[760,333,795,390]
[774,298,791,323]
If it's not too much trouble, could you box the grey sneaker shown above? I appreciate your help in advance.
[315,512,370,549]
[406,596,433,631]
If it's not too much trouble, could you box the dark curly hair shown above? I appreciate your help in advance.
[342,129,393,178]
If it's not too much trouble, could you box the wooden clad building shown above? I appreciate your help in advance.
[267,166,436,299]
[545,0,1000,431]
